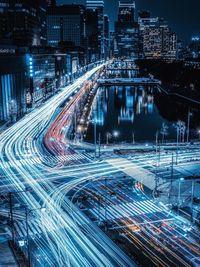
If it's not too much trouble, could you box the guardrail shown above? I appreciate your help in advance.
[97,78,161,86]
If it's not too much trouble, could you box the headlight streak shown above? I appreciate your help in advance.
[69,177,199,267]
[0,148,199,193]
[0,65,135,266]
[0,148,199,188]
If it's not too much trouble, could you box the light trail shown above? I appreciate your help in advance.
[71,177,199,267]
[0,64,135,266]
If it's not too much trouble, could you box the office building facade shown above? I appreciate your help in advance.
[104,15,110,59]
[0,49,27,122]
[115,0,139,58]
[47,5,86,48]
[0,0,47,46]
[86,0,105,61]
[142,18,177,61]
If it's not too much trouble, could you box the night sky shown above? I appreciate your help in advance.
[57,0,200,45]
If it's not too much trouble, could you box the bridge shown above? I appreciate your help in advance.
[106,67,139,71]
[97,77,161,86]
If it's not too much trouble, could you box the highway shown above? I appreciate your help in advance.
[0,60,200,267]
[0,64,135,266]
[70,173,200,267]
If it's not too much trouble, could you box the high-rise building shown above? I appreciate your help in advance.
[86,0,105,61]
[118,0,135,22]
[86,0,104,9]
[138,11,158,58]
[0,0,47,46]
[104,15,110,59]
[0,49,27,122]
[114,0,139,58]
[189,37,200,59]
[141,18,177,61]
[47,5,86,48]
[110,32,118,57]
[0,45,73,120]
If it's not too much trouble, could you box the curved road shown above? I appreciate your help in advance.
[0,65,135,266]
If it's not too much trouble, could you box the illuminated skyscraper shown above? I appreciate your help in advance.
[0,51,27,122]
[104,15,110,59]
[47,5,86,47]
[118,0,135,22]
[86,0,105,61]
[189,37,200,59]
[114,0,139,58]
[86,0,104,9]
[141,18,177,61]
[0,0,47,46]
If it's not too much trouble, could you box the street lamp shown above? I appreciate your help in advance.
[175,120,185,165]
[197,129,200,141]
[187,109,192,143]
[77,125,83,143]
[113,131,119,137]
[113,131,119,143]
[91,118,97,158]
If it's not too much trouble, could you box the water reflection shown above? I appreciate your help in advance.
[85,85,164,143]
[84,84,200,144]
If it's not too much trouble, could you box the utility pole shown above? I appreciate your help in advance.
[155,131,159,193]
[187,108,192,143]
[158,141,161,167]
[25,209,31,267]
[104,177,107,231]
[155,131,159,166]
[106,133,109,145]
[176,127,179,165]
[98,133,101,158]
[74,106,77,143]
[169,153,174,202]
[94,119,97,158]
[191,180,195,222]
[132,131,135,144]
[178,178,184,214]
[8,192,15,242]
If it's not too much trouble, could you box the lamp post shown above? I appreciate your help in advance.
[187,109,192,143]
[113,131,119,144]
[169,153,174,202]
[175,120,185,165]
[198,129,200,141]
[132,131,135,145]
[94,119,97,158]
[191,180,195,222]
[98,133,101,158]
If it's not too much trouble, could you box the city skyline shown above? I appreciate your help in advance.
[58,0,200,44]
[0,1,200,266]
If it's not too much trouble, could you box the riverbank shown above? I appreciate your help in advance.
[136,59,200,103]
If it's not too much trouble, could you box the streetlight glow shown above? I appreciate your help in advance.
[113,131,119,138]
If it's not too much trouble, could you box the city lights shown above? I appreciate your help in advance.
[0,1,199,267]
